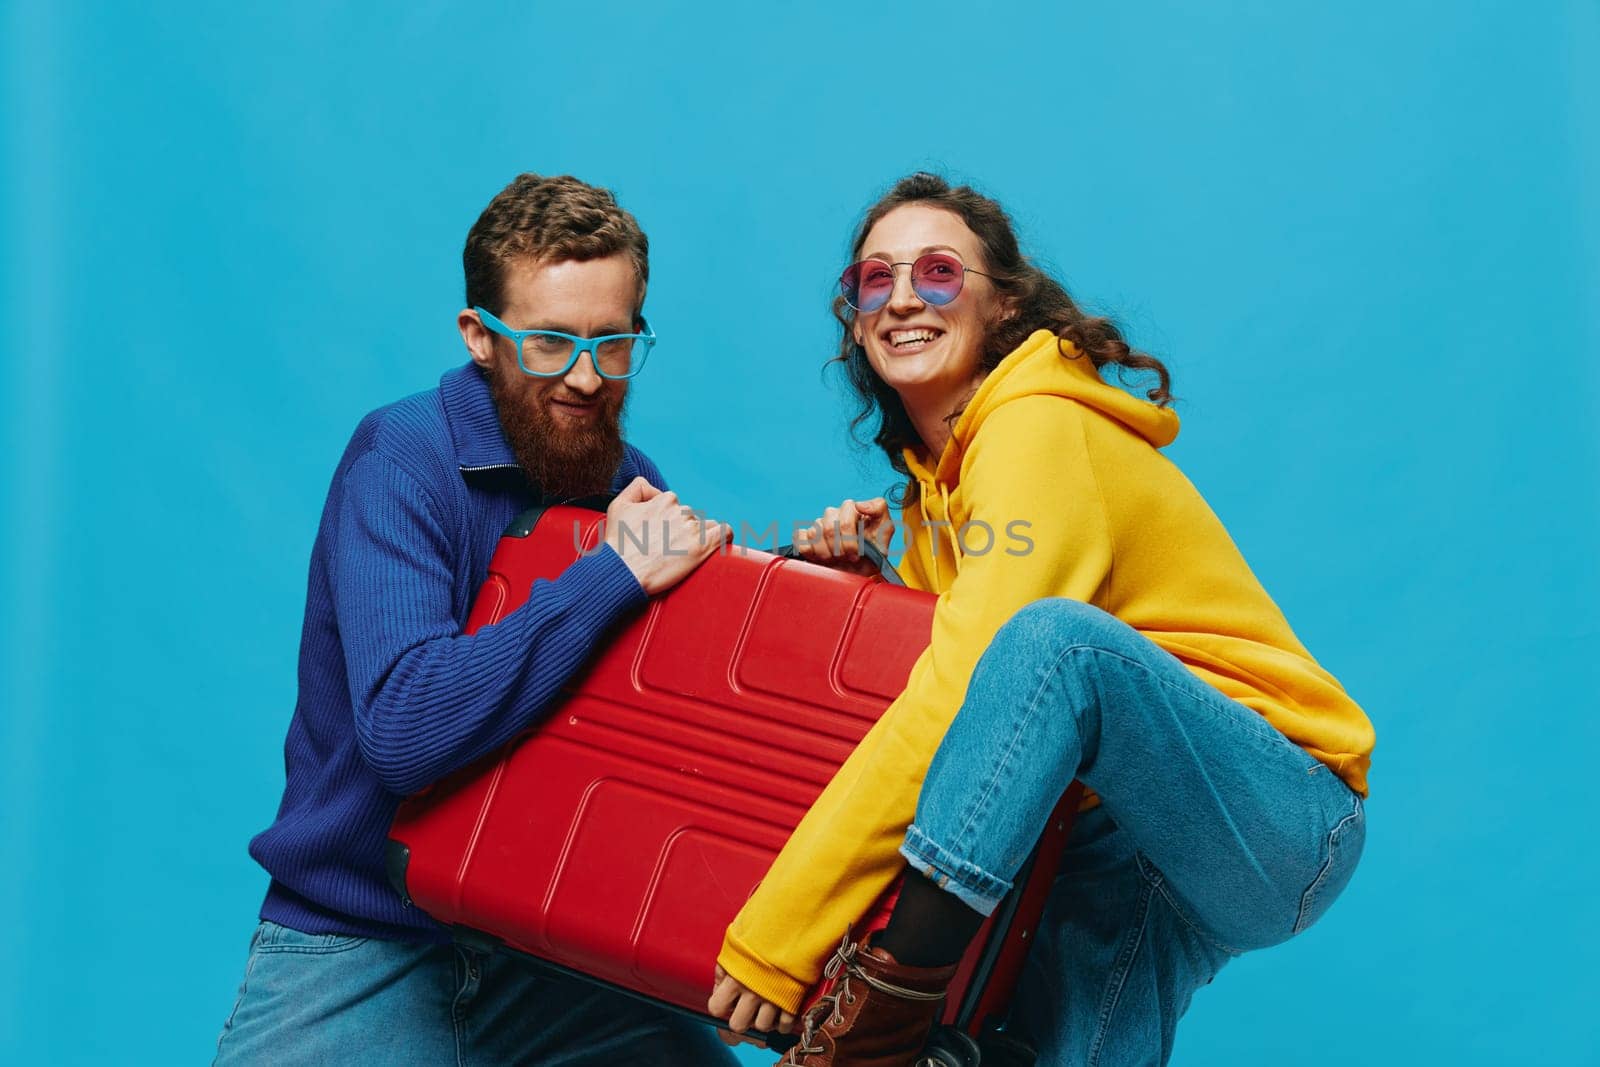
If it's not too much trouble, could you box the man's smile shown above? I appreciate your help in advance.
[548,395,601,419]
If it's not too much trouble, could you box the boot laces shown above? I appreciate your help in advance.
[778,933,947,1063]
[781,935,860,1061]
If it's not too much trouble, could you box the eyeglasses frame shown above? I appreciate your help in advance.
[473,305,657,380]
[839,252,996,313]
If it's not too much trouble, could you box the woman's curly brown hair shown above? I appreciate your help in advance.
[829,173,1175,493]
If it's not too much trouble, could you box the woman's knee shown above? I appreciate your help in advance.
[984,598,1128,668]
[958,600,1124,735]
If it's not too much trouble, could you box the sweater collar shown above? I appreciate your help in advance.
[439,362,519,473]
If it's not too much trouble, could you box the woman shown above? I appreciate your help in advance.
[708,174,1373,1067]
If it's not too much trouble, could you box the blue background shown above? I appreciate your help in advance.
[4,2,1596,1063]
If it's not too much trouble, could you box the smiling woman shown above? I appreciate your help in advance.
[842,207,999,458]
[708,174,1374,1067]
[830,177,1174,500]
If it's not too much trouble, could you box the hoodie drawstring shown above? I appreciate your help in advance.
[917,481,964,589]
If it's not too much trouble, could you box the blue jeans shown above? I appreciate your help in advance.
[900,599,1366,1067]
[213,921,738,1066]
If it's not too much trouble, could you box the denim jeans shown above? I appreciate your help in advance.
[900,599,1366,1067]
[213,921,738,1066]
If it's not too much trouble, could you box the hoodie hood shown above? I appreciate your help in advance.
[904,329,1179,485]
[902,329,1180,585]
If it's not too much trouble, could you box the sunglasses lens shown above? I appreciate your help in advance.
[911,253,965,305]
[842,259,894,312]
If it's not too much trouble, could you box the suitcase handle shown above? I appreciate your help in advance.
[505,502,905,587]
[775,538,905,586]
[501,495,614,539]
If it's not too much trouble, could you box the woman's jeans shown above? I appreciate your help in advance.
[900,599,1366,1067]
[212,921,737,1066]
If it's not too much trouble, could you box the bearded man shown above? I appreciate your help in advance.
[213,174,736,1065]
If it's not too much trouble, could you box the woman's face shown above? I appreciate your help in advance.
[850,203,1000,410]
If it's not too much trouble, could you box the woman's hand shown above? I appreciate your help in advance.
[708,964,796,1046]
[792,497,895,578]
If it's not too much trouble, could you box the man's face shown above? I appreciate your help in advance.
[461,254,639,499]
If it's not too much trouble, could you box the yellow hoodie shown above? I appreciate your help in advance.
[717,329,1375,1011]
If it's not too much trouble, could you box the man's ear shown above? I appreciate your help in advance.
[458,308,496,370]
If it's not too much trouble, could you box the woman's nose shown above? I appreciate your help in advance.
[886,266,925,313]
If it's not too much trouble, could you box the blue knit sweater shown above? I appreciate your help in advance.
[250,362,661,941]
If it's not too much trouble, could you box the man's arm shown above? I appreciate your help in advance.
[331,450,647,795]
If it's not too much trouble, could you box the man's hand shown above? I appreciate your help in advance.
[708,964,796,1046]
[604,477,729,595]
[792,497,895,578]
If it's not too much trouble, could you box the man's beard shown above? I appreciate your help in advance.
[486,360,628,500]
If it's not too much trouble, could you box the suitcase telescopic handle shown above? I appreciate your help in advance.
[775,538,905,586]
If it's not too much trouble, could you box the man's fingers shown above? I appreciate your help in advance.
[701,521,731,557]
[754,1002,778,1033]
[779,1010,796,1034]
[615,476,657,504]
[858,496,888,516]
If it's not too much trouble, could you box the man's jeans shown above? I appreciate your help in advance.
[212,921,738,1066]
[900,599,1366,1067]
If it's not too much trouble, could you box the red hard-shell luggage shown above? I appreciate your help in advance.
[387,505,1079,1063]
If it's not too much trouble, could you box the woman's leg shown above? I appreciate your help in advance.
[1006,805,1233,1067]
[896,597,1366,1065]
[900,597,1364,951]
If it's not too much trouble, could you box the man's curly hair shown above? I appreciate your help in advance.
[463,173,649,320]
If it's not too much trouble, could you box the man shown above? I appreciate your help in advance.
[214,173,737,1065]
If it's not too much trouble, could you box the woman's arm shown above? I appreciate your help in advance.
[715,397,1118,1011]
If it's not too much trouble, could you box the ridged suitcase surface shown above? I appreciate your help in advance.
[387,505,1074,1040]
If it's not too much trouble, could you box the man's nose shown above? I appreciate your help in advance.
[562,348,604,394]
[886,266,924,314]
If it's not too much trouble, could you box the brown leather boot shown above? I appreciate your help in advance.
[775,933,959,1067]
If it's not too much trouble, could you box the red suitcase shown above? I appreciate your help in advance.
[387,505,1079,1064]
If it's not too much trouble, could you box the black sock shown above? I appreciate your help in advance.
[875,868,985,969]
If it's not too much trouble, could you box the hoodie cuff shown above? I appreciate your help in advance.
[717,931,810,1015]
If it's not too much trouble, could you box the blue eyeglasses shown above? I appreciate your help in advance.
[474,306,657,380]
